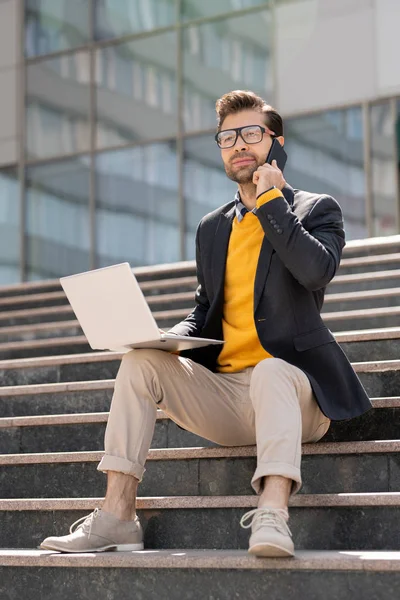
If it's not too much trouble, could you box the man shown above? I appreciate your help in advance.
[41,90,371,558]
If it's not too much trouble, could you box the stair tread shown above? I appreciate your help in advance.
[0,440,399,465]
[330,268,400,284]
[0,304,397,328]
[0,397,398,427]
[0,290,195,310]
[0,352,398,372]
[0,285,399,311]
[1,326,400,353]
[324,287,400,302]
[1,493,400,511]
[1,547,399,571]
[339,253,400,267]
[322,306,400,319]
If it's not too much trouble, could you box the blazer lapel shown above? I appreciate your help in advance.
[253,236,274,311]
[212,205,236,301]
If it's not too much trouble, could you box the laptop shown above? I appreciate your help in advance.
[60,263,224,353]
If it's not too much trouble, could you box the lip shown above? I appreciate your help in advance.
[232,158,255,167]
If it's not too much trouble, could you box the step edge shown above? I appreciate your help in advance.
[1,493,400,512]
[0,440,399,465]
[1,548,399,571]
[0,398,399,428]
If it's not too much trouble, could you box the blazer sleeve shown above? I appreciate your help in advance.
[167,220,210,336]
[256,194,346,291]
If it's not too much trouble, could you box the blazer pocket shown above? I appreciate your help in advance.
[293,327,335,352]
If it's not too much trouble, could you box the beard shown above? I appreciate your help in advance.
[224,156,263,184]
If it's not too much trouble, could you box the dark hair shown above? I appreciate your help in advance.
[215,90,283,137]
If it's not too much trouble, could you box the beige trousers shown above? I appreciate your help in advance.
[98,349,330,495]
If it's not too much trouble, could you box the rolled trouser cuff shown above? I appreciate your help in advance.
[251,461,302,496]
[97,454,145,482]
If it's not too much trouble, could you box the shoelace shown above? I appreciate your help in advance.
[240,508,292,537]
[69,508,100,540]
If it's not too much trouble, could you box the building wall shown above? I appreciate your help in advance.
[0,0,399,284]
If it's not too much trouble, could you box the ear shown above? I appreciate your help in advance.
[276,136,285,147]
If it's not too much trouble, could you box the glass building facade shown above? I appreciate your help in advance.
[1,0,400,284]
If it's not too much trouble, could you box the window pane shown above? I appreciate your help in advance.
[94,0,176,41]
[370,102,398,237]
[0,168,20,284]
[183,10,273,132]
[25,157,90,280]
[26,52,91,160]
[184,134,236,258]
[284,107,367,240]
[181,0,267,21]
[95,143,179,268]
[25,0,89,58]
[397,101,400,220]
[96,33,177,149]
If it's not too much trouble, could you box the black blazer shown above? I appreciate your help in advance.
[170,184,372,421]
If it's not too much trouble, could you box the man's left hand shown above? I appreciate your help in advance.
[253,160,286,197]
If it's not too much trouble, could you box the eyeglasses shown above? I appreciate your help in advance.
[215,125,276,149]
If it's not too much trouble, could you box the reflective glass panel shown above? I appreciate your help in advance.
[25,0,89,58]
[397,101,400,221]
[181,0,267,21]
[94,0,176,40]
[26,52,91,160]
[25,157,90,280]
[95,143,179,267]
[184,134,236,258]
[96,33,177,149]
[183,10,273,132]
[370,102,398,236]
[0,168,20,284]
[284,107,366,240]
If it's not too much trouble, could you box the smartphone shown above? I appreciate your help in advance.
[266,139,287,172]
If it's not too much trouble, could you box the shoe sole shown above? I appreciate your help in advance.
[39,542,144,553]
[248,543,294,558]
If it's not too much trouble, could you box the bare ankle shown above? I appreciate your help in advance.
[258,475,291,512]
[102,471,139,521]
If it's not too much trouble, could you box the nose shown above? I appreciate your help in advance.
[234,134,249,151]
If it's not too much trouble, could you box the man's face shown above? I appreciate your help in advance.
[219,110,276,184]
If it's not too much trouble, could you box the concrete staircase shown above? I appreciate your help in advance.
[0,235,400,599]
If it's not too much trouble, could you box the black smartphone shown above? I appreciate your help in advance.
[266,139,287,172]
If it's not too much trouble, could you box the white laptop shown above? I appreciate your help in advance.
[60,263,224,353]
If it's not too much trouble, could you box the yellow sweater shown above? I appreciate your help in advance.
[217,188,282,373]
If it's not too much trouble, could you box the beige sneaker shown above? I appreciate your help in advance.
[240,507,294,558]
[40,508,144,553]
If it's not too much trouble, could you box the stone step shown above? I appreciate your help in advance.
[0,302,398,341]
[0,380,115,417]
[1,493,399,551]
[0,397,399,453]
[0,336,91,360]
[0,304,188,329]
[1,377,397,419]
[322,306,400,331]
[327,268,400,293]
[337,327,400,361]
[0,279,60,299]
[0,548,399,600]
[341,235,400,257]
[0,284,197,313]
[0,325,399,361]
[0,263,198,300]
[0,234,397,299]
[1,261,399,316]
[0,349,398,395]
[338,253,400,275]
[0,440,398,499]
[324,287,400,312]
